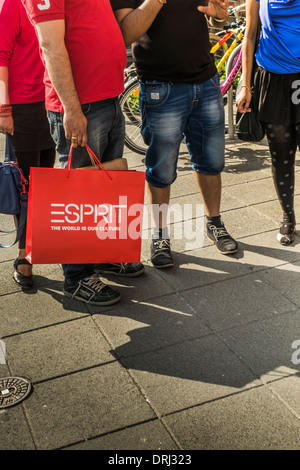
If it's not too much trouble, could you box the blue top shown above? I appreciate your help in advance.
[256,0,300,73]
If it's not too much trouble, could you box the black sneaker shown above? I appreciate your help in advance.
[63,274,121,306]
[151,238,174,268]
[94,263,145,277]
[207,221,238,255]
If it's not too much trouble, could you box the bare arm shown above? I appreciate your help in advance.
[236,0,260,113]
[0,66,14,135]
[35,19,87,147]
[114,0,165,46]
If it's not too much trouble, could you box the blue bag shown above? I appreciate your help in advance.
[0,136,28,247]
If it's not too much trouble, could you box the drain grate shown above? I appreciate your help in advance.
[0,377,32,409]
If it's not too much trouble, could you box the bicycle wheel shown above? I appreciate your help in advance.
[220,43,243,96]
[119,78,147,156]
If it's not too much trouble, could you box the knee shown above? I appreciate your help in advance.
[146,167,177,187]
[192,159,224,175]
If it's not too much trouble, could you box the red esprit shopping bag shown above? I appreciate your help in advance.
[25,146,145,264]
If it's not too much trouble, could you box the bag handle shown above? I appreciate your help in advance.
[4,135,17,163]
[66,145,112,180]
[0,193,28,248]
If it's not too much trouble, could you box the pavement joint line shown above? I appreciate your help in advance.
[141,201,287,230]
[179,245,300,267]
[233,197,300,213]
[56,416,180,451]
[19,401,39,450]
[156,374,300,425]
[154,382,267,419]
[252,373,300,423]
[26,359,119,386]
[103,331,219,362]
[0,313,92,340]
[145,257,300,301]
[251,269,300,311]
[116,368,184,450]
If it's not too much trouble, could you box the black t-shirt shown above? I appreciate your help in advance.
[110,0,217,83]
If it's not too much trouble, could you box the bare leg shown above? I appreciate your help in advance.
[146,182,170,229]
[194,172,221,217]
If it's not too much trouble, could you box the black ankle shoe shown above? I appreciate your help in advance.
[13,258,33,289]
[207,221,238,255]
[151,238,174,268]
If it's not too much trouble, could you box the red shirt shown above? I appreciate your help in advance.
[22,0,127,113]
[0,0,45,104]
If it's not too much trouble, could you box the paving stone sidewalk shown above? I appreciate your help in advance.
[1,131,300,451]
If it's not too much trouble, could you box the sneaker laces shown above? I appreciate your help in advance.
[208,224,230,240]
[153,239,170,251]
[119,263,127,273]
[84,274,107,289]
[72,274,106,299]
[106,263,127,273]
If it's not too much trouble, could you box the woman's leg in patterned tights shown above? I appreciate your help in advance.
[265,123,300,244]
[14,147,56,275]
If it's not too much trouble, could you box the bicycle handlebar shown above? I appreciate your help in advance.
[223,20,245,31]
[228,3,246,21]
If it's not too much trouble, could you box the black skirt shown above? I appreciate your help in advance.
[254,67,300,126]
[10,101,55,152]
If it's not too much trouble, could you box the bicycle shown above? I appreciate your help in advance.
[210,3,245,77]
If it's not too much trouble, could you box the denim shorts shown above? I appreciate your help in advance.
[139,74,225,187]
[48,97,125,169]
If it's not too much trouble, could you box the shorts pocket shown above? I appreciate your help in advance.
[140,81,171,108]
